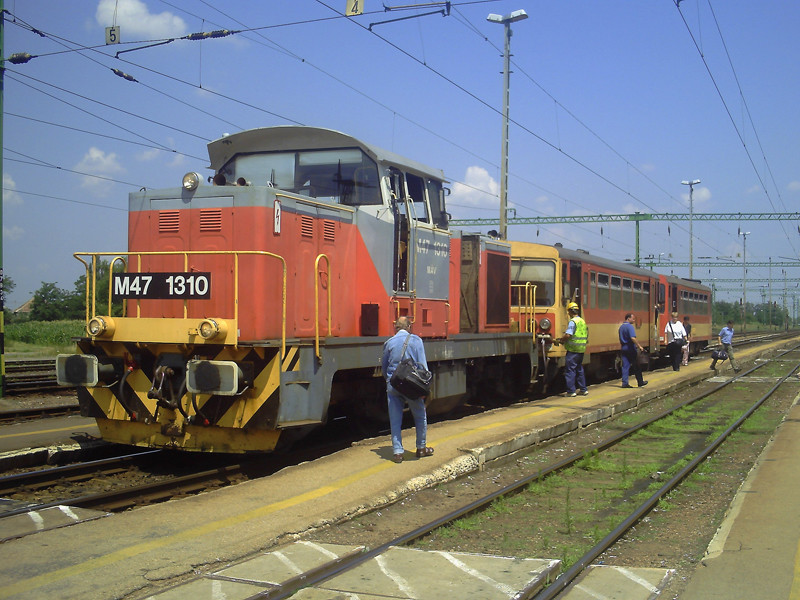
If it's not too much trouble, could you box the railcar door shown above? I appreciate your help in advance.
[390,169,412,293]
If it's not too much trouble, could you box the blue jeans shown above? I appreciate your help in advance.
[387,385,428,455]
[621,348,644,386]
[564,351,587,394]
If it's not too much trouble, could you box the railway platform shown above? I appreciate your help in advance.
[0,337,798,599]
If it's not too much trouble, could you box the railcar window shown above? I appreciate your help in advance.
[589,272,596,309]
[633,280,643,311]
[406,173,430,223]
[583,272,589,308]
[220,149,381,205]
[510,260,555,306]
[611,276,622,311]
[426,179,448,229]
[623,278,632,310]
[597,273,609,309]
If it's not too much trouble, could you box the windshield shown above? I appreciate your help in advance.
[511,259,556,307]
[218,148,381,205]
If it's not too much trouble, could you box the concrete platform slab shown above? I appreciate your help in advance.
[0,505,109,542]
[560,565,675,599]
[150,542,559,600]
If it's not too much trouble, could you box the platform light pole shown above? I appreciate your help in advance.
[681,179,700,278]
[487,9,527,240]
[739,229,750,332]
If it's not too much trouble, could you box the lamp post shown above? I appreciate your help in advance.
[681,179,700,278]
[739,229,750,332]
[487,9,528,240]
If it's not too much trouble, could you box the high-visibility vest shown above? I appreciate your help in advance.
[564,316,588,353]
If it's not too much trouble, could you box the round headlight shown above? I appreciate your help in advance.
[199,318,227,340]
[87,316,115,337]
[182,172,202,191]
[538,318,552,332]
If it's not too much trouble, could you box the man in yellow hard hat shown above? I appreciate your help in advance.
[558,301,588,397]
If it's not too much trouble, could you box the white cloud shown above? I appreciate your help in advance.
[136,147,162,162]
[95,0,188,39]
[76,147,125,194]
[3,225,25,241]
[3,173,23,206]
[449,166,499,208]
[788,181,800,192]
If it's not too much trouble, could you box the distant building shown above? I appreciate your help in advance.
[13,298,34,315]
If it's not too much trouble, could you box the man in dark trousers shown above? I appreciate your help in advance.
[558,302,588,397]
[619,313,648,388]
[711,320,741,372]
[381,316,434,463]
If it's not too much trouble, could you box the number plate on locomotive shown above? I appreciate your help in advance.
[112,273,211,299]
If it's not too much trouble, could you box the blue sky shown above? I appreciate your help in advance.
[3,0,799,311]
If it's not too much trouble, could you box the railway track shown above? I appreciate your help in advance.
[3,359,59,395]
[289,343,800,599]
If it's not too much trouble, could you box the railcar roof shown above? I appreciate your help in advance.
[207,126,446,182]
[555,245,710,292]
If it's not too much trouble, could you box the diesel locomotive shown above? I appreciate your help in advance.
[57,126,537,453]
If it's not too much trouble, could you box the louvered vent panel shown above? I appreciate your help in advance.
[323,220,336,242]
[200,208,223,232]
[301,216,314,238]
[159,211,180,233]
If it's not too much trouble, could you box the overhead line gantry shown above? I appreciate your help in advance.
[449,212,800,265]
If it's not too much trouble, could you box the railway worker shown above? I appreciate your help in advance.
[681,316,692,366]
[558,302,589,397]
[665,312,689,371]
[618,313,648,388]
[381,316,434,463]
[710,320,741,373]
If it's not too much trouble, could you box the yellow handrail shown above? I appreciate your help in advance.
[314,253,332,361]
[73,250,288,359]
[511,282,537,333]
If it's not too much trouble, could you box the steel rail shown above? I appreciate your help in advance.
[0,449,160,495]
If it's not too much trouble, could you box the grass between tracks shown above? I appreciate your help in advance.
[413,384,791,574]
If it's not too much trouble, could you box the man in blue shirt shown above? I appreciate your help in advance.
[710,320,741,372]
[618,313,648,388]
[381,316,434,463]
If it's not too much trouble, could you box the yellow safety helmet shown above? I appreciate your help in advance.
[567,302,580,312]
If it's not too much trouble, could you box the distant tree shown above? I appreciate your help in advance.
[72,259,125,317]
[1,274,15,306]
[30,282,76,321]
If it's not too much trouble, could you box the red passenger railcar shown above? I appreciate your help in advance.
[510,241,711,387]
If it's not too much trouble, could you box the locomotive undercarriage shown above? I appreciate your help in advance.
[59,332,538,453]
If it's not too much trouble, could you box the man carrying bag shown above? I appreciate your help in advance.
[382,316,434,463]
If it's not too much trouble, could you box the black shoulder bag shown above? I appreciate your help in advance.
[389,334,433,400]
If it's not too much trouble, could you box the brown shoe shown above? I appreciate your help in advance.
[392,453,404,463]
[416,447,434,458]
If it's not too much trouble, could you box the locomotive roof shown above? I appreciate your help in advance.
[555,245,711,292]
[207,126,446,182]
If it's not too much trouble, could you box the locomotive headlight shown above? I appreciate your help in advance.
[87,316,116,337]
[538,318,552,332]
[182,172,202,191]
[199,318,228,340]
